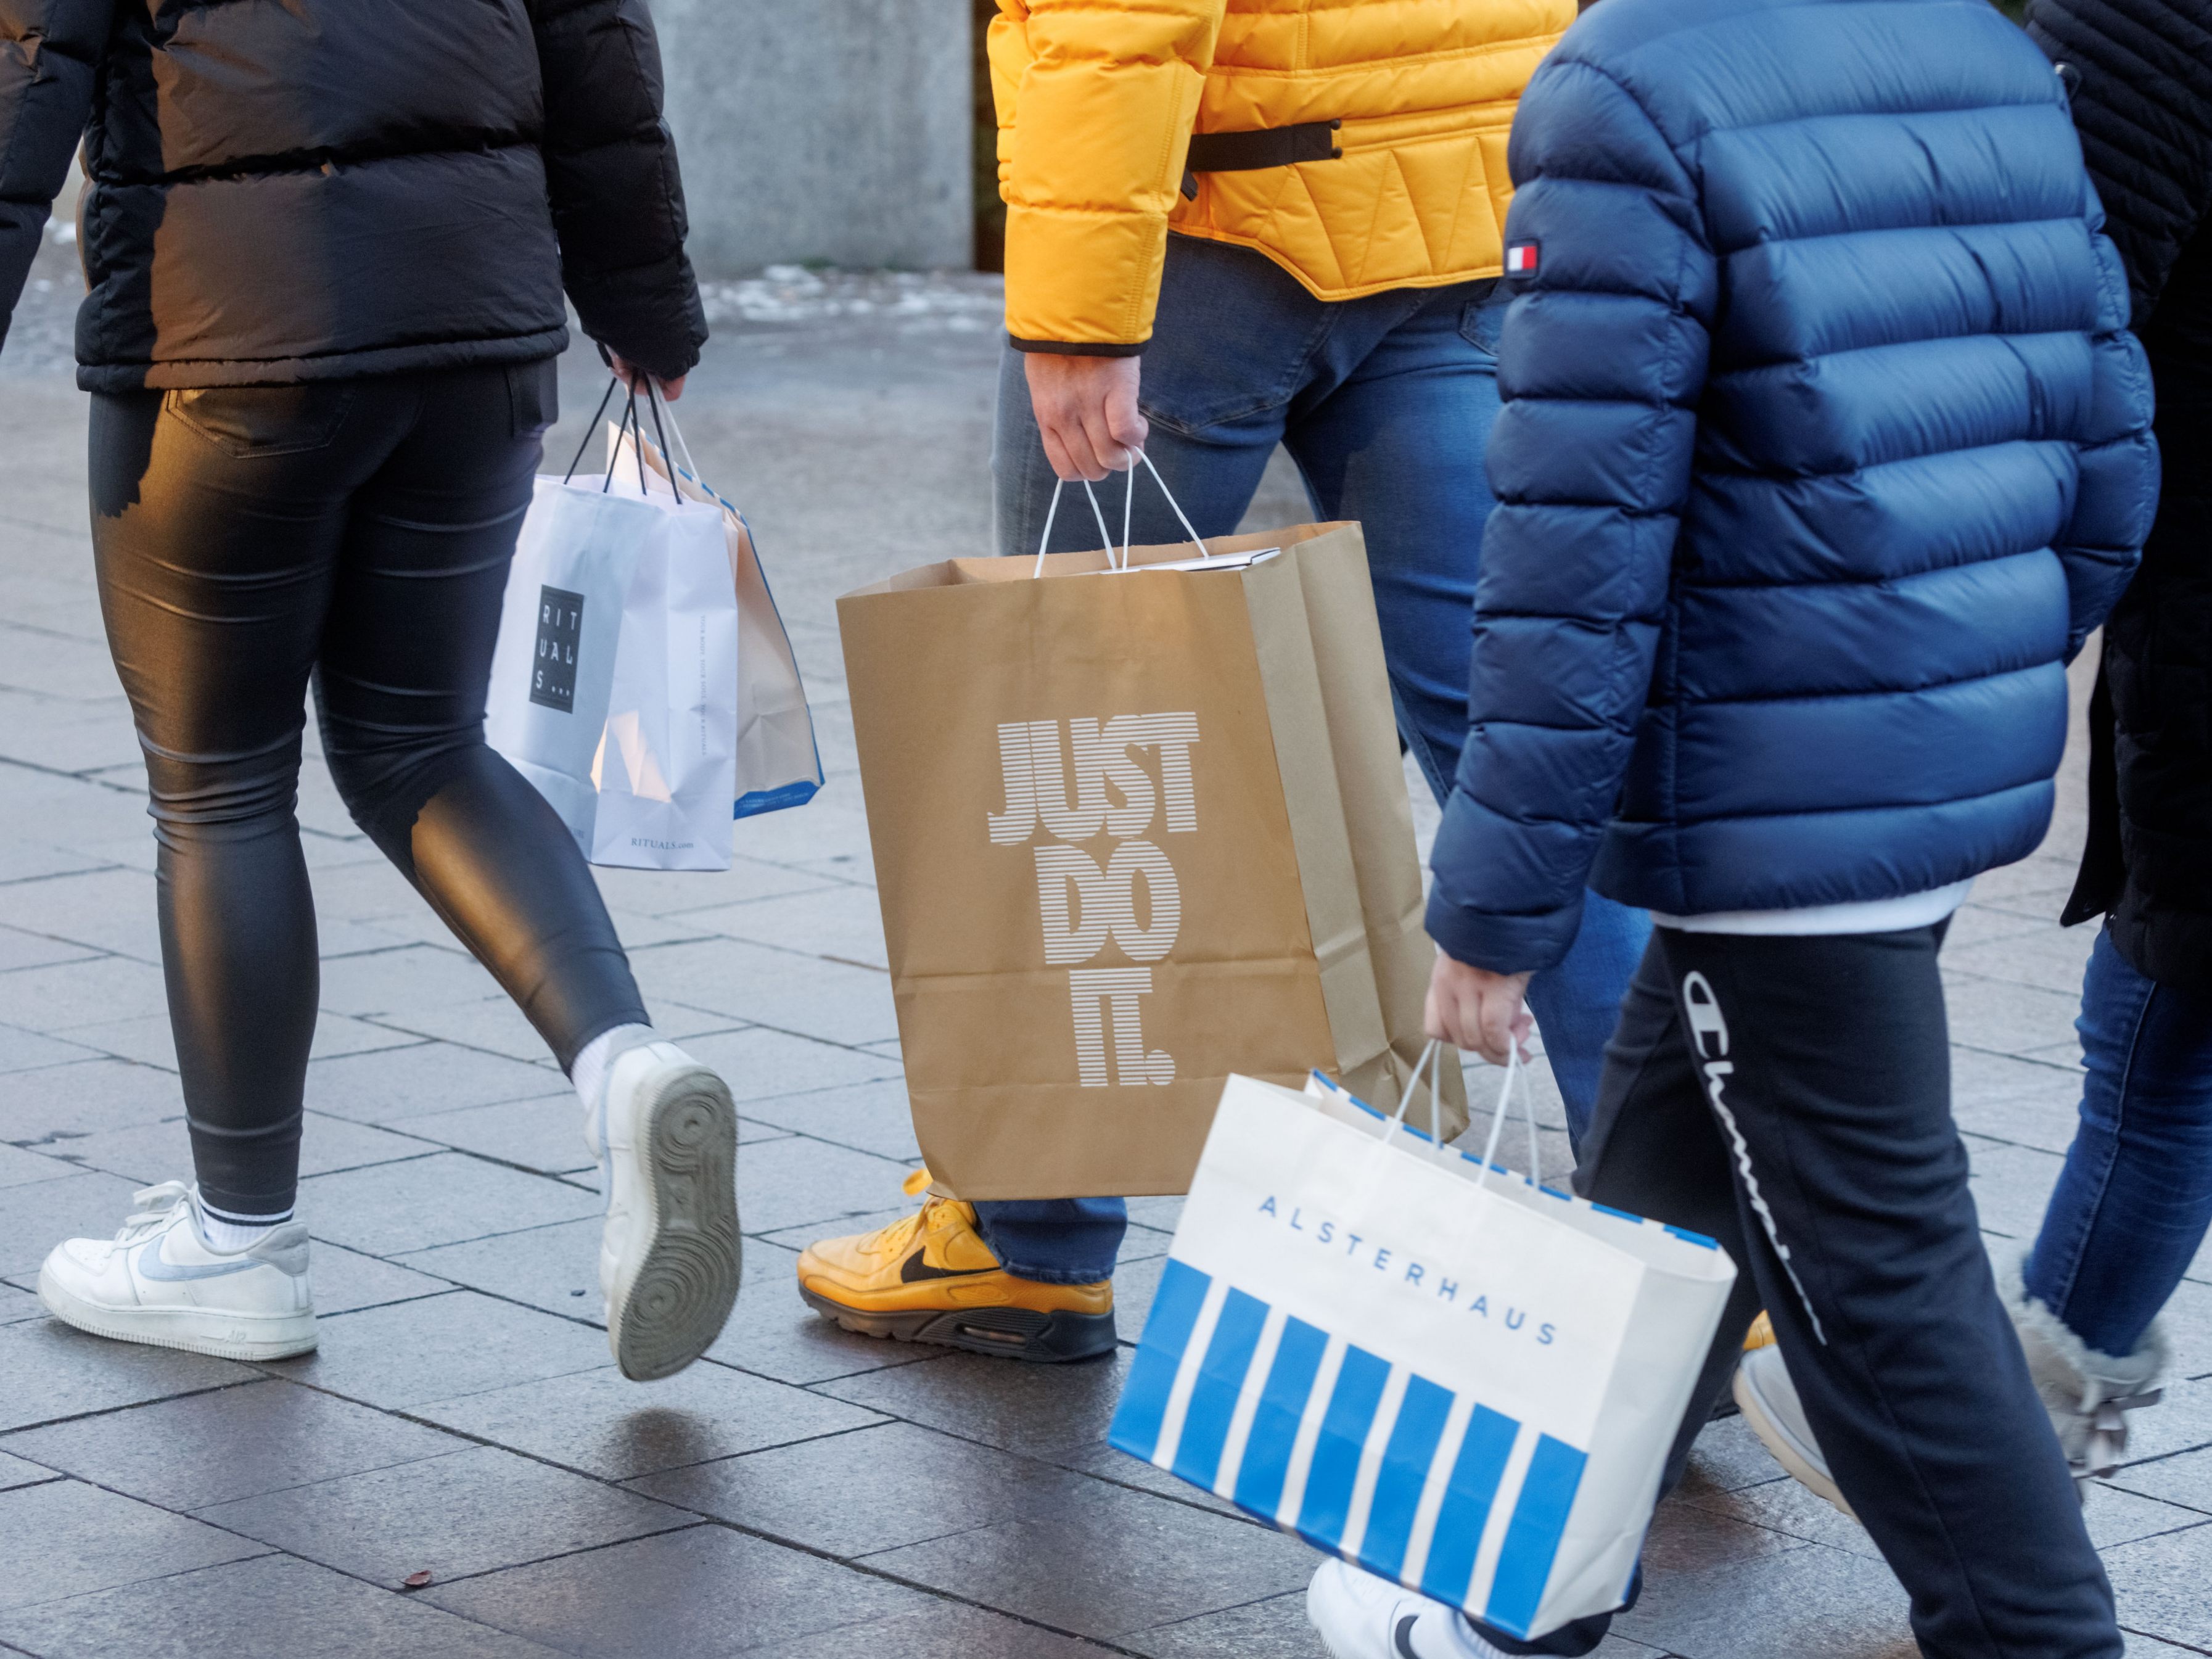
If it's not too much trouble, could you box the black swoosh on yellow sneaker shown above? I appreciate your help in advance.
[900,1251,998,1284]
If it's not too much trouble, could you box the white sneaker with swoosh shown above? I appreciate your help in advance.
[1307,1559,1510,1659]
[37,1182,315,1361]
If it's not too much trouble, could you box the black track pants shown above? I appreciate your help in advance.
[88,364,649,1215]
[1479,925,2119,1658]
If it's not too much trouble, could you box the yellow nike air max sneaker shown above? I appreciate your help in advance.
[796,1170,1116,1363]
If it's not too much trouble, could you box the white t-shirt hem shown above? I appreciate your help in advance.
[1650,878,1975,937]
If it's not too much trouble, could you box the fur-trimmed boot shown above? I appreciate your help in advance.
[2004,1257,2168,1486]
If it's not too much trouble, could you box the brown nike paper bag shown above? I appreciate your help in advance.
[837,521,1460,1200]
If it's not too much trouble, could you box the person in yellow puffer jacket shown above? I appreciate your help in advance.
[796,0,1651,1396]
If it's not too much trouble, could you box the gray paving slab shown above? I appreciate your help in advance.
[421,1523,931,1658]
[0,1280,44,1324]
[306,1040,565,1123]
[702,1239,940,1385]
[1124,1588,1329,1659]
[0,925,102,973]
[0,1021,103,1074]
[699,880,894,969]
[737,1078,924,1163]
[310,1238,453,1315]
[0,1319,256,1431]
[752,1599,1123,1658]
[411,1361,884,1481]
[815,1346,1135,1463]
[667,1023,903,1101]
[591,855,841,919]
[44,1109,432,1187]
[2,1377,464,1510]
[627,934,898,1045]
[194,1443,690,1586]
[0,1448,57,1491]
[1610,1528,1915,1658]
[1943,969,2091,1060]
[633,1418,1092,1555]
[1944,924,2099,997]
[0,1478,267,1610]
[0,1056,183,1142]
[0,1166,149,1276]
[0,1139,75,1187]
[0,952,170,1032]
[384,1094,601,1175]
[265,1290,610,1410]
[860,1467,1318,1642]
[394,1217,611,1319]
[299,1150,599,1256]
[315,942,510,1018]
[0,868,161,962]
[0,1554,571,1659]
[2103,1520,2212,1650]
[70,1006,416,1072]
[734,1129,917,1235]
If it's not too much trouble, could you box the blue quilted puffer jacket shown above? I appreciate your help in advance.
[1426,0,2161,973]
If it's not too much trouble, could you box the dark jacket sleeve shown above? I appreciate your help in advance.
[2028,0,2212,322]
[530,0,707,381]
[2056,186,2160,656]
[1424,58,1717,973]
[0,0,109,355]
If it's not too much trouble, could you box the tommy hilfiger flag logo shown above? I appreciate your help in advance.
[1505,242,1539,276]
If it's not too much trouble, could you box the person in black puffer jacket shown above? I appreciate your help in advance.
[1732,0,2212,1537]
[0,0,742,1385]
[2023,0,2212,1474]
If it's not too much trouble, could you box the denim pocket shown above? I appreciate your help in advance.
[506,356,559,440]
[163,383,356,458]
[1458,289,1508,363]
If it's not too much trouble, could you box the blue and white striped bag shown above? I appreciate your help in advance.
[1108,1047,1736,1641]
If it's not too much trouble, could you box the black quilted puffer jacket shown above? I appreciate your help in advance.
[2032,0,2212,992]
[0,0,707,389]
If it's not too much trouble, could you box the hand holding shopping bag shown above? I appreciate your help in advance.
[1109,1047,1736,1641]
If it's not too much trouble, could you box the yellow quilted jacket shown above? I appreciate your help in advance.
[989,0,1574,352]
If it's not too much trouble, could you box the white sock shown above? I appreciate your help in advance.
[573,1023,654,1120]
[197,1195,294,1254]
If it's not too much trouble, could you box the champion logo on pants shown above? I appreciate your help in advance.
[1680,971,1828,1345]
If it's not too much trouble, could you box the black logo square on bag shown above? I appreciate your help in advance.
[531,585,585,712]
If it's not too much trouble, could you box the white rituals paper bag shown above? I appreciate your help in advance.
[1109,1052,1737,1642]
[614,415,823,818]
[487,413,739,870]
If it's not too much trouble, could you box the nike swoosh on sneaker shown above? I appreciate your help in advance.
[136,1240,263,1282]
[899,1251,997,1284]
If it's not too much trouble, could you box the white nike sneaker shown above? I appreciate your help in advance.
[1307,1558,1507,1659]
[585,1039,741,1381]
[1733,1343,1857,1520]
[37,1182,315,1361]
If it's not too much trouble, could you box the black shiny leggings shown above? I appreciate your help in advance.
[89,363,649,1215]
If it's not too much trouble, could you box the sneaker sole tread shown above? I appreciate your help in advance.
[608,1062,741,1382]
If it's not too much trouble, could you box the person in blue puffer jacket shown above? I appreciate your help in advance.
[1304,0,2159,1657]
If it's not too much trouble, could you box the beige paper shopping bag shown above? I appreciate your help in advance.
[838,522,1460,1200]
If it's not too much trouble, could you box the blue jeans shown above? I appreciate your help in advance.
[2023,928,2212,1357]
[979,236,1648,1283]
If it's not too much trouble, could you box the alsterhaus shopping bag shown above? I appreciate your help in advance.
[1109,1053,1736,1642]
[615,408,824,819]
[487,392,739,870]
[837,474,1457,1201]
